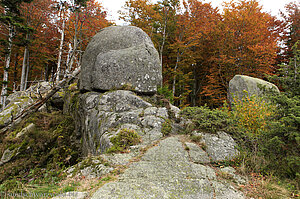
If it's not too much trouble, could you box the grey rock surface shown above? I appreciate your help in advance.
[16,123,35,138]
[228,75,279,103]
[91,136,244,199]
[0,82,52,126]
[72,90,168,156]
[220,167,247,185]
[66,157,114,179]
[194,131,239,162]
[80,26,162,94]
[0,148,19,166]
[185,142,210,164]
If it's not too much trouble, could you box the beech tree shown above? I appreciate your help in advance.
[169,0,220,106]
[202,0,280,106]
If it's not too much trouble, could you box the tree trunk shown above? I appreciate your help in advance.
[66,43,72,74]
[68,11,79,73]
[13,53,19,92]
[24,50,30,90]
[1,23,13,110]
[192,65,197,107]
[56,9,65,84]
[20,33,29,91]
[0,68,81,133]
[172,49,180,99]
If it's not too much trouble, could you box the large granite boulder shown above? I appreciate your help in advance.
[228,75,279,103]
[80,26,162,94]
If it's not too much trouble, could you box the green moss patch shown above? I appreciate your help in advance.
[0,111,81,194]
[107,129,141,153]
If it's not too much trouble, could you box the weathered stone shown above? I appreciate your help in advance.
[0,82,53,126]
[0,148,19,166]
[185,142,210,164]
[170,104,180,119]
[141,115,164,128]
[212,181,245,199]
[195,131,239,162]
[228,75,279,103]
[91,136,244,199]
[79,164,113,179]
[220,167,247,185]
[157,107,168,118]
[66,157,114,179]
[80,26,162,94]
[71,90,167,156]
[101,153,136,166]
[16,123,35,138]
[144,107,157,116]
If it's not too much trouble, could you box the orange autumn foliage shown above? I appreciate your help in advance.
[202,0,280,106]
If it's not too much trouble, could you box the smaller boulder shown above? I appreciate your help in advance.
[228,75,279,104]
[193,131,239,162]
[16,123,35,138]
[0,148,19,166]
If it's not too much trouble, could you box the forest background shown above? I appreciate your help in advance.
[0,0,299,108]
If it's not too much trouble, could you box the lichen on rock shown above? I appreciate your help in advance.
[80,26,162,94]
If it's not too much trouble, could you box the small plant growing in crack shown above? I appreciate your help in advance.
[190,134,202,143]
[161,119,172,136]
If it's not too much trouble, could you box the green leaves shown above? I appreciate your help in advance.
[180,105,231,133]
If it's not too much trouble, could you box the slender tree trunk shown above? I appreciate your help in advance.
[192,65,197,107]
[56,9,65,84]
[24,50,30,90]
[20,33,29,91]
[160,19,167,68]
[1,23,13,110]
[172,49,180,98]
[13,53,19,92]
[294,55,297,84]
[66,42,72,74]
[68,11,79,73]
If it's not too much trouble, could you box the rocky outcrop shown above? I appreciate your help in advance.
[0,82,52,127]
[91,136,245,199]
[80,26,162,94]
[72,90,171,156]
[228,75,280,103]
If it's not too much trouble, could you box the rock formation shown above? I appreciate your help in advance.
[228,75,280,103]
[59,25,245,198]
[0,25,250,199]
[80,26,162,94]
[70,90,172,156]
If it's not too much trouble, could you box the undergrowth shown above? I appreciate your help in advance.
[0,111,81,196]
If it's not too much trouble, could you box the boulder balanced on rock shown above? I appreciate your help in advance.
[80,26,162,94]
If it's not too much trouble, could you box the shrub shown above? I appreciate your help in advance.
[157,85,174,104]
[225,93,275,138]
[161,119,172,136]
[261,94,300,180]
[180,105,232,133]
